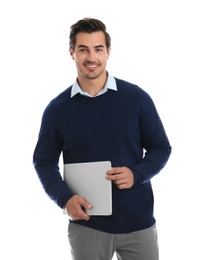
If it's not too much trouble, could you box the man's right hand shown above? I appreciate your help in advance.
[65,195,93,221]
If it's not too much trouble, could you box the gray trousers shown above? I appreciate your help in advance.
[68,222,159,260]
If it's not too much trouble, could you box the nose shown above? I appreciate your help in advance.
[87,50,96,62]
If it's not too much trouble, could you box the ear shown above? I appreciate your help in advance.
[107,47,111,59]
[69,48,74,60]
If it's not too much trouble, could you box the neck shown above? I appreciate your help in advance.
[77,71,108,97]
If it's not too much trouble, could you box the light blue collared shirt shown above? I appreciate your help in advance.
[71,73,117,98]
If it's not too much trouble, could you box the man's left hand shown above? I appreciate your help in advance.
[106,167,134,189]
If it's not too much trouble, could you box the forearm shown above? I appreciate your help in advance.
[33,162,73,208]
[130,140,172,185]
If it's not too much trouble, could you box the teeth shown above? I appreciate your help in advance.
[86,65,97,68]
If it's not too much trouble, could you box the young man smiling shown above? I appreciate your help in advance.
[33,17,172,260]
[70,30,111,97]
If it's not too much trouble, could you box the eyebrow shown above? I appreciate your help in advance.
[78,44,105,49]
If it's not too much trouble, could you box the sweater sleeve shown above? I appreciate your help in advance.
[33,104,73,208]
[130,92,172,185]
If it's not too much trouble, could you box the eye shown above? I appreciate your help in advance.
[96,48,103,53]
[79,48,87,52]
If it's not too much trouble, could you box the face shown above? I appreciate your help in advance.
[70,31,110,80]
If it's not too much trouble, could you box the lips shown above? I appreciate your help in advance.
[86,64,97,68]
[84,62,100,69]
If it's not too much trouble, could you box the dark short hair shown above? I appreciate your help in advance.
[69,17,111,50]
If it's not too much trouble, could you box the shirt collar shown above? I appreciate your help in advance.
[71,73,117,98]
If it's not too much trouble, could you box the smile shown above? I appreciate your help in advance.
[86,65,97,68]
[85,64,98,68]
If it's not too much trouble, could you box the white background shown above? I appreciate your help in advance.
[0,0,208,259]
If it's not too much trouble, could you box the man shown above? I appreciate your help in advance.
[33,17,171,260]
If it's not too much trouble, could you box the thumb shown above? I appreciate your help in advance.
[80,198,93,209]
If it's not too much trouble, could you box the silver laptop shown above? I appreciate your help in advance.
[64,161,112,215]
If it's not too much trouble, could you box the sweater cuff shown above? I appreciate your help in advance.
[59,193,74,209]
[130,167,143,186]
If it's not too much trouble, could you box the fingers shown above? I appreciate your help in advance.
[106,167,134,189]
[65,195,93,221]
[65,168,134,221]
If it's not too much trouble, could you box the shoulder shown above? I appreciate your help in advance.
[45,86,72,110]
[114,77,153,103]
[49,86,72,107]
[42,86,73,119]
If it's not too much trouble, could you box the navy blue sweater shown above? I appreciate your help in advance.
[33,77,171,233]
